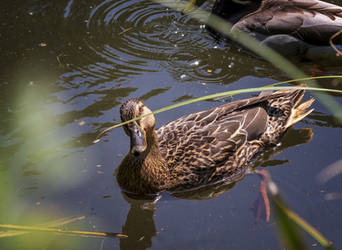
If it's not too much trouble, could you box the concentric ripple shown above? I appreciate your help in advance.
[87,1,199,62]
[83,0,235,82]
[165,46,238,83]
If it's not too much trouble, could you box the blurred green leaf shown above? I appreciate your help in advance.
[267,177,334,249]
[183,0,207,13]
[273,199,309,250]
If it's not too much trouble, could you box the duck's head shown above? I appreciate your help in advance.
[120,99,156,156]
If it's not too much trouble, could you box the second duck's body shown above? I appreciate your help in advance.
[212,0,342,44]
[207,0,342,61]
[117,89,313,194]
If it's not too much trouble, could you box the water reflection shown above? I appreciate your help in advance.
[306,112,342,128]
[120,194,158,250]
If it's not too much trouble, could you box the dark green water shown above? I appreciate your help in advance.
[0,0,342,249]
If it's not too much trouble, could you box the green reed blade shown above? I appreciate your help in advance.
[262,75,342,87]
[151,0,342,140]
[0,216,85,238]
[0,224,127,239]
[95,84,342,141]
[273,199,334,249]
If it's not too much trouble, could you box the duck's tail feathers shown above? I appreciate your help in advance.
[286,98,314,128]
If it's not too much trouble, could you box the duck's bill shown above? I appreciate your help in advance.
[130,124,147,155]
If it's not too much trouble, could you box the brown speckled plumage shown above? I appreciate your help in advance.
[212,0,342,45]
[117,89,314,194]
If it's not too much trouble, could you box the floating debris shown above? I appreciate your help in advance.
[119,27,133,35]
[317,159,342,184]
[324,192,342,200]
[78,120,86,126]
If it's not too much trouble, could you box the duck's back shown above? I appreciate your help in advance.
[155,90,307,189]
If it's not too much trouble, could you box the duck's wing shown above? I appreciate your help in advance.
[158,91,287,131]
[157,104,268,185]
[156,91,296,159]
[233,0,342,45]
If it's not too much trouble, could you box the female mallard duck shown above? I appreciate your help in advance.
[117,89,314,194]
[205,0,342,61]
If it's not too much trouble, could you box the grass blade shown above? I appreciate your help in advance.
[0,224,127,239]
[95,85,342,140]
[152,0,342,138]
[0,216,86,238]
[262,75,342,87]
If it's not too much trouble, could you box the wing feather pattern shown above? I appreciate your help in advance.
[155,93,282,187]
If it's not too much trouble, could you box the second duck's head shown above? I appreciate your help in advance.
[120,99,156,157]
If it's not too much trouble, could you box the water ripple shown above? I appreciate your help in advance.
[84,0,227,81]
[165,46,237,83]
[59,0,263,86]
[90,2,182,58]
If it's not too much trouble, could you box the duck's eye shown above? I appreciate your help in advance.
[139,105,144,114]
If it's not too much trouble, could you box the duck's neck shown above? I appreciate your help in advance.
[137,130,163,165]
[119,130,169,193]
[140,130,169,177]
[212,0,262,24]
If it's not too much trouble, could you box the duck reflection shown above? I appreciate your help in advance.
[117,127,313,250]
[119,193,158,250]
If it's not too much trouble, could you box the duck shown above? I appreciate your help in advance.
[198,0,342,61]
[116,88,314,195]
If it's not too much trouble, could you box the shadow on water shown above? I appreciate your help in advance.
[116,126,313,250]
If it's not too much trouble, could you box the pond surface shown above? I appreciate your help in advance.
[1,0,342,249]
